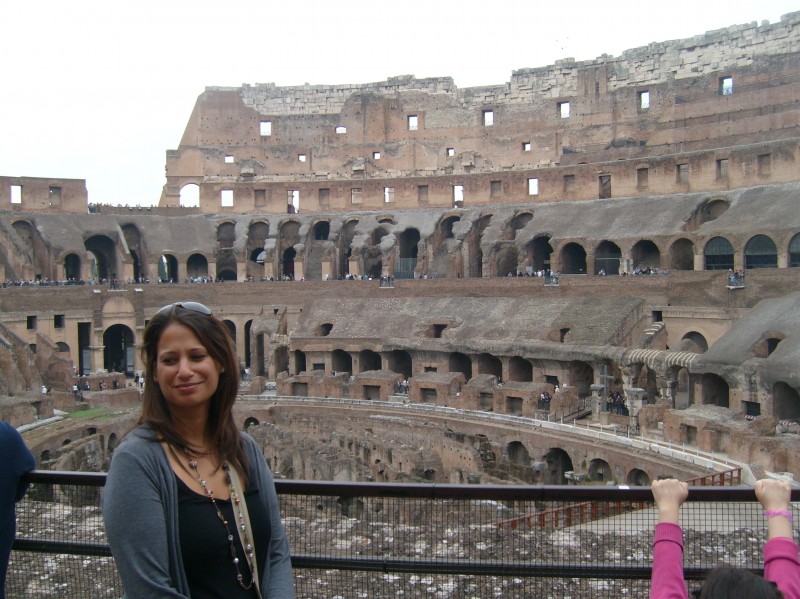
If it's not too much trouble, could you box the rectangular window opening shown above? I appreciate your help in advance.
[408,115,418,131]
[373,151,381,160]
[483,109,494,126]
[254,189,266,207]
[224,155,234,163]
[318,188,330,208]
[558,101,570,118]
[719,76,733,96]
[298,154,306,163]
[26,315,37,330]
[220,189,234,207]
[384,187,395,203]
[527,178,539,196]
[676,163,689,184]
[447,148,455,157]
[563,174,575,194]
[757,154,771,177]
[522,142,531,152]
[351,188,363,204]
[716,159,729,180]
[287,190,300,213]
[453,185,464,208]
[54,314,65,328]
[335,126,347,134]
[11,185,22,205]
[599,175,611,199]
[490,180,502,197]
[260,120,272,136]
[638,91,650,111]
[417,185,429,205]
[637,167,649,190]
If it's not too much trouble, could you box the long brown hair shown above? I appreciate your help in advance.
[139,303,248,479]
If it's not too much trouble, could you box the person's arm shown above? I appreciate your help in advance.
[10,425,35,502]
[650,479,689,599]
[243,435,295,599]
[103,442,188,599]
[756,479,800,599]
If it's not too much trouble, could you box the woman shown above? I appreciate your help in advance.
[651,477,799,599]
[103,302,294,598]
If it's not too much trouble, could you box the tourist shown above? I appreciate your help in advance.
[0,422,35,599]
[103,301,294,598]
[650,477,799,599]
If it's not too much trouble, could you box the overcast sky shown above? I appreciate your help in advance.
[1,0,797,207]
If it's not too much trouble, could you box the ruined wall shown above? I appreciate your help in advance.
[0,176,88,214]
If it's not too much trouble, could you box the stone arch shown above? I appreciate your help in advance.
[448,352,472,381]
[493,244,519,277]
[773,382,800,421]
[543,447,574,485]
[744,234,778,269]
[679,332,708,353]
[12,220,50,280]
[312,220,330,241]
[187,253,210,280]
[332,349,352,374]
[107,432,119,454]
[588,458,612,482]
[440,215,460,240]
[477,353,502,378]
[560,242,587,274]
[244,320,252,367]
[704,236,734,270]
[504,212,533,240]
[273,346,288,376]
[215,250,237,281]
[508,356,532,382]
[626,468,650,486]
[466,214,492,278]
[246,221,269,278]
[179,183,200,207]
[594,240,621,275]
[359,350,381,372]
[159,254,179,283]
[568,360,594,397]
[339,219,358,278]
[223,320,236,344]
[216,221,236,247]
[789,233,800,267]
[387,350,412,378]
[293,349,307,374]
[525,236,553,273]
[85,234,118,281]
[750,332,784,359]
[506,441,531,466]
[282,247,296,279]
[63,253,82,281]
[397,228,420,279]
[685,196,730,231]
[244,416,260,429]
[631,239,661,270]
[121,224,147,283]
[279,221,301,278]
[669,238,695,271]
[56,342,70,353]
[102,324,135,374]
[701,373,730,408]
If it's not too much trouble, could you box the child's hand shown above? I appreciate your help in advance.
[652,479,688,524]
[755,479,791,511]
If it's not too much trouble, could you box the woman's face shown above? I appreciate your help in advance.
[154,322,223,415]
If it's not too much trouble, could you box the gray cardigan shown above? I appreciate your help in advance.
[103,426,294,598]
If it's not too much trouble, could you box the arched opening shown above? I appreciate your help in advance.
[789,233,800,267]
[477,353,502,379]
[159,254,179,283]
[560,243,587,274]
[56,342,70,353]
[84,235,117,281]
[244,320,252,367]
[750,333,784,359]
[387,350,412,378]
[63,253,82,281]
[246,221,269,279]
[679,332,708,354]
[339,220,358,278]
[569,361,594,397]
[506,441,530,465]
[744,234,778,269]
[313,221,330,241]
[526,236,553,272]
[631,240,661,271]
[179,184,200,208]
[293,350,307,374]
[397,229,420,279]
[505,212,533,240]
[467,215,491,278]
[331,349,352,375]
[13,220,50,280]
[594,240,621,275]
[121,224,146,283]
[187,253,210,281]
[543,448,574,485]
[244,417,260,429]
[701,373,730,408]
[448,352,472,381]
[282,247,296,279]
[273,346,288,376]
[773,382,800,421]
[216,222,236,248]
[440,216,460,240]
[494,244,519,277]
[669,238,695,271]
[627,468,650,486]
[102,324,135,375]
[588,458,612,483]
[508,356,532,382]
[675,367,691,408]
[704,237,734,271]
[359,350,382,372]
[215,250,237,281]
[223,320,236,345]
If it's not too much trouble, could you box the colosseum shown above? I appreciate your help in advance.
[2,10,800,489]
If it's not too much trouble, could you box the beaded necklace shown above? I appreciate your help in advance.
[184,449,256,591]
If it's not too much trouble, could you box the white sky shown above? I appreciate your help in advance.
[1,0,797,207]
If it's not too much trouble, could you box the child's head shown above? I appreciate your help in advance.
[694,567,783,598]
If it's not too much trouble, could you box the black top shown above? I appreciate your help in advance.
[177,473,271,598]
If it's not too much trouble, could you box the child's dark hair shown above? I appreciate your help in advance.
[694,567,783,598]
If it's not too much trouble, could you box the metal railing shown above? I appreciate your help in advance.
[8,470,800,598]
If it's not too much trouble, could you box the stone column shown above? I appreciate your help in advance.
[625,386,647,433]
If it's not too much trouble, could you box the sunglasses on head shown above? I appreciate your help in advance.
[156,302,212,316]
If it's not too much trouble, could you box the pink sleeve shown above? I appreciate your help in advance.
[764,537,800,599]
[650,523,689,599]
